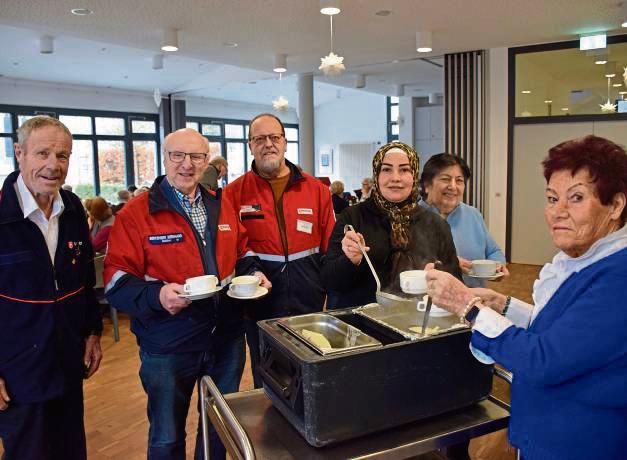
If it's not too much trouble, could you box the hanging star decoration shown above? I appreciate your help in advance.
[600,99,617,113]
[319,52,346,76]
[272,95,289,112]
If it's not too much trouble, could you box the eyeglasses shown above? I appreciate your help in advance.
[167,151,208,164]
[249,133,284,145]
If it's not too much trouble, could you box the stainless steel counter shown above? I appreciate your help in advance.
[200,375,512,460]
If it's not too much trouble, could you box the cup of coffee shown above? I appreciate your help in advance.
[184,275,218,294]
[229,275,260,297]
[399,270,427,294]
[471,259,497,276]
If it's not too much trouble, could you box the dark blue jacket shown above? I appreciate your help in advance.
[0,170,102,403]
[472,247,627,460]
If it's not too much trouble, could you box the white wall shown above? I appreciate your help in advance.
[0,78,299,124]
[485,47,509,252]
[314,91,387,190]
[184,96,298,123]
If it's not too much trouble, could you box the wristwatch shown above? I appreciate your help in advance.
[464,305,481,325]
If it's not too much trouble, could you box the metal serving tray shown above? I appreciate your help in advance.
[276,313,382,356]
[354,302,466,340]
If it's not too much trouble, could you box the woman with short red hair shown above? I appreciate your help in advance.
[425,135,627,460]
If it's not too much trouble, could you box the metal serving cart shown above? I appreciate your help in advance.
[200,367,515,460]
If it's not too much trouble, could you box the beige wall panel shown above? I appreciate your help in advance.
[511,122,593,265]
[591,120,627,147]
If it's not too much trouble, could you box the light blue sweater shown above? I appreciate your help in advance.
[419,200,505,287]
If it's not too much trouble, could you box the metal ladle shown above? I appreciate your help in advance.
[343,224,418,309]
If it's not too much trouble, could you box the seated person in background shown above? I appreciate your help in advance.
[425,135,627,460]
[200,155,228,191]
[356,177,374,201]
[321,141,462,309]
[330,180,350,215]
[89,197,115,253]
[419,153,508,287]
[133,186,149,197]
[111,189,131,214]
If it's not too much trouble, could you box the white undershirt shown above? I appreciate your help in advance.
[15,174,65,265]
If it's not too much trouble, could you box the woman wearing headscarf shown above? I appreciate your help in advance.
[419,153,508,287]
[425,135,627,460]
[321,141,462,309]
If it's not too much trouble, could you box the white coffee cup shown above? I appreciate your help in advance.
[183,275,218,294]
[471,259,497,276]
[399,270,427,294]
[229,275,260,297]
[416,295,452,316]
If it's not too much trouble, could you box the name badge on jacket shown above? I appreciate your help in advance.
[297,208,313,215]
[218,224,231,232]
[148,233,184,244]
[296,219,313,234]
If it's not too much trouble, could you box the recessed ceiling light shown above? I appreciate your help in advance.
[161,29,179,52]
[595,59,607,65]
[70,8,93,16]
[622,21,627,28]
[375,10,391,16]
[521,90,531,94]
[544,100,552,103]
[613,83,623,87]
[620,91,627,95]
[561,107,569,111]
[222,42,238,48]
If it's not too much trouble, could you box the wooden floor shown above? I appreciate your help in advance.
[1,263,541,459]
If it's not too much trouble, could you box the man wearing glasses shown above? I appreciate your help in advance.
[0,116,102,460]
[224,113,335,388]
[104,128,269,460]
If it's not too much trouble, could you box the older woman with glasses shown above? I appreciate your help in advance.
[425,135,627,460]
[419,153,508,287]
[322,141,462,309]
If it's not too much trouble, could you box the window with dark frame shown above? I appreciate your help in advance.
[186,116,299,185]
[0,105,160,202]
[387,96,399,142]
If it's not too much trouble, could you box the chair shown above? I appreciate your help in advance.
[93,254,119,342]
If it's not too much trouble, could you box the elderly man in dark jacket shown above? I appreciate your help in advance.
[0,116,103,460]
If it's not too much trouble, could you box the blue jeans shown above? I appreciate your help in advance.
[139,335,245,460]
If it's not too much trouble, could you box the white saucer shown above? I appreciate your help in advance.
[227,286,269,300]
[178,286,222,301]
[467,271,505,280]
[400,288,427,296]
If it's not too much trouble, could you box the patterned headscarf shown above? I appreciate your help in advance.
[371,141,420,250]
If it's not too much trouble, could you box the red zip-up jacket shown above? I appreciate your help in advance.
[223,160,335,319]
[104,176,258,352]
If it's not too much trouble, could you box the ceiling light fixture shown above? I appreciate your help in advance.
[579,34,606,51]
[222,41,238,48]
[622,21,627,28]
[394,84,405,97]
[521,90,531,94]
[161,28,179,52]
[320,0,341,15]
[416,31,433,53]
[40,35,54,54]
[600,75,617,113]
[152,54,164,70]
[70,8,93,16]
[595,59,607,65]
[319,4,345,76]
[273,54,287,73]
[561,107,569,111]
[355,74,366,88]
[428,93,438,104]
[544,99,552,103]
[613,83,622,87]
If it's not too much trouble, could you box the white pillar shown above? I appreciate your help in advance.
[298,73,315,174]
[398,96,416,147]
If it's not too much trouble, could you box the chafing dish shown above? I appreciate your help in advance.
[258,306,493,447]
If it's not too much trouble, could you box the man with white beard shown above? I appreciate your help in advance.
[223,113,335,388]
